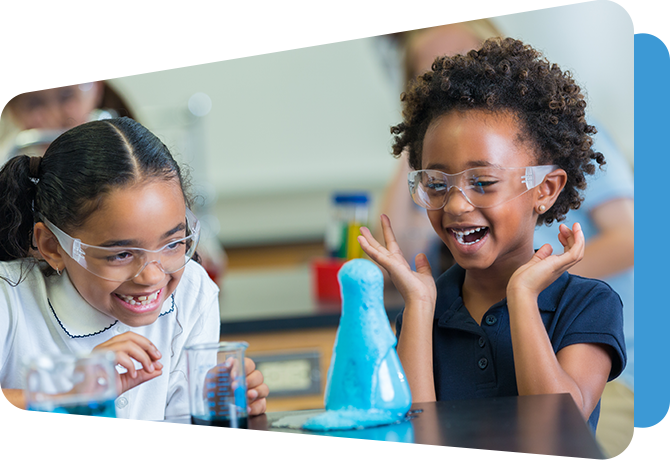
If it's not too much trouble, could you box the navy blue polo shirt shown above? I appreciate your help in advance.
[396,264,626,432]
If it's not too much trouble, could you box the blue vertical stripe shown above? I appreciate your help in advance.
[634,33,670,428]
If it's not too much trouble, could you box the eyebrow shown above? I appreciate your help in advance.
[425,160,498,171]
[98,222,187,248]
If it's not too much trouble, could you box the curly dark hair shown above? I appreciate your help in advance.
[391,37,605,225]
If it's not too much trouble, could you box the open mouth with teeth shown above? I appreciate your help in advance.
[450,226,489,246]
[115,289,162,312]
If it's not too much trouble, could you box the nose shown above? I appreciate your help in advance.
[442,186,475,216]
[132,260,167,285]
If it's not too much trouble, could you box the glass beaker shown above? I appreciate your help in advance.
[185,341,249,428]
[23,351,118,417]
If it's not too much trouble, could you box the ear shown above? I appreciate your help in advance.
[34,223,64,272]
[535,169,567,215]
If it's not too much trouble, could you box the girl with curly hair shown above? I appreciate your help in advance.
[358,37,625,431]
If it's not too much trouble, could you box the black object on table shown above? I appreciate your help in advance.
[120,394,605,460]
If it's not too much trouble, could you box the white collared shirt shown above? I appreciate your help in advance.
[0,259,220,420]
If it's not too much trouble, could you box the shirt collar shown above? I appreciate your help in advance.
[46,271,174,338]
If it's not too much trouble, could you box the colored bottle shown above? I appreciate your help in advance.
[325,193,370,260]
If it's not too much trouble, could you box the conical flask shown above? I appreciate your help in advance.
[303,258,412,430]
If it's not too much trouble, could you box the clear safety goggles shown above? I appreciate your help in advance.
[408,165,558,210]
[41,209,201,282]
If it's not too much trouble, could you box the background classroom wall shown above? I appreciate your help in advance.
[109,0,633,247]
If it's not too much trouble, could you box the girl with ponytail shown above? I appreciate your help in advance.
[0,118,268,419]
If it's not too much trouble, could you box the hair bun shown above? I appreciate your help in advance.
[28,156,42,178]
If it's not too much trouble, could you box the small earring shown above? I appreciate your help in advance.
[56,267,61,276]
[539,205,546,213]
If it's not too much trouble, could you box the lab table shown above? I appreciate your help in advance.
[166,394,605,458]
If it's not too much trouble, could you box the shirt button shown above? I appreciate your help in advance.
[478,358,488,370]
[116,325,129,333]
[484,315,497,326]
[116,397,128,409]
[478,337,486,348]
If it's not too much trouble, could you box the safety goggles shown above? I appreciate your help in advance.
[408,165,558,210]
[41,209,201,282]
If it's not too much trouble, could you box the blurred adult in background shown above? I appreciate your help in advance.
[378,20,634,457]
[332,0,479,91]
[534,123,634,458]
[377,20,500,276]
[0,20,135,162]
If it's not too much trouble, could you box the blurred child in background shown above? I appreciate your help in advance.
[1,83,227,285]
[0,21,134,162]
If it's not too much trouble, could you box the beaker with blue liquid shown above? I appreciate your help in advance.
[186,341,248,428]
[23,351,118,417]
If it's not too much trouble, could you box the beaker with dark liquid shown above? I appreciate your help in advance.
[185,342,248,428]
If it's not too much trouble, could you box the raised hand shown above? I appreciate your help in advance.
[508,222,585,300]
[92,331,163,395]
[244,357,269,416]
[358,214,437,308]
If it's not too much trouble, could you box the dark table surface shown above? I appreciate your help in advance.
[120,394,604,460]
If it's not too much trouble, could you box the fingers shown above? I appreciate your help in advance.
[93,332,162,380]
[509,223,585,299]
[247,377,269,402]
[571,222,584,248]
[557,223,584,261]
[248,395,267,416]
[244,357,256,375]
[358,226,386,259]
[358,220,409,270]
[379,214,401,252]
[357,229,391,271]
[95,332,161,360]
[118,345,157,378]
[119,367,163,394]
[246,368,264,389]
[244,359,263,390]
[557,226,569,248]
[245,361,269,416]
[534,243,554,260]
[358,215,401,256]
[414,253,432,276]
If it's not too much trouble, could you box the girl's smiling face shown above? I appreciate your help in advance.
[57,179,188,327]
[422,109,540,273]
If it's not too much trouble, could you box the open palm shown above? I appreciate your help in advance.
[358,214,437,307]
[508,223,585,298]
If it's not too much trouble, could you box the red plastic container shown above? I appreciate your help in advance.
[312,258,346,303]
